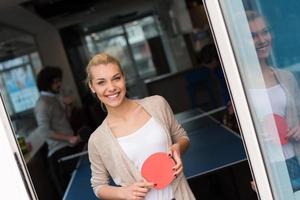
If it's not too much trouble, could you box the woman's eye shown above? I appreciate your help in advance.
[251,32,258,39]
[262,30,269,35]
[97,81,104,85]
[114,76,121,81]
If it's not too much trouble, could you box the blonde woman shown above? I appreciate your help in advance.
[247,11,300,191]
[87,53,195,199]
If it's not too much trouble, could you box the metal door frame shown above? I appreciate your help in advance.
[0,93,37,199]
[203,0,273,199]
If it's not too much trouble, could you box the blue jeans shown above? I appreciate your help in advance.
[286,156,300,191]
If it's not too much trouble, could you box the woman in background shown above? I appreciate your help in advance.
[87,53,195,199]
[246,10,300,191]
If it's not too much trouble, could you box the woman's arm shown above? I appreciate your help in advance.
[169,137,190,155]
[285,72,300,141]
[169,137,190,177]
[50,132,80,145]
[89,137,154,199]
[159,96,189,143]
[97,181,154,200]
[157,96,190,176]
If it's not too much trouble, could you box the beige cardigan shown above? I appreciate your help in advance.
[274,69,300,162]
[88,95,195,199]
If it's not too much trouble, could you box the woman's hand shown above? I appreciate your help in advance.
[120,180,154,200]
[168,143,183,177]
[250,180,257,192]
[287,126,300,141]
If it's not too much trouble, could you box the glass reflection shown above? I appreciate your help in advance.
[216,0,300,197]
[246,11,300,192]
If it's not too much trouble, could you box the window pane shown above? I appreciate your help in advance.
[125,17,157,78]
[85,16,161,80]
[88,34,137,81]
[125,16,159,39]
[2,55,29,69]
[219,0,300,198]
[92,26,123,40]
[2,64,39,113]
[30,52,42,75]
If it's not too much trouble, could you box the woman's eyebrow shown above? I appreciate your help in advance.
[112,73,121,78]
[95,77,105,81]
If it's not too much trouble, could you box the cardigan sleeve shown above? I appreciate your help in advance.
[289,72,300,120]
[88,135,110,197]
[158,96,190,143]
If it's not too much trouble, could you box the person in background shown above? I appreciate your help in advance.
[196,44,239,132]
[34,66,82,197]
[87,53,195,200]
[246,10,300,192]
[196,43,231,107]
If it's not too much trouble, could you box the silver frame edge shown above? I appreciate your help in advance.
[203,0,273,199]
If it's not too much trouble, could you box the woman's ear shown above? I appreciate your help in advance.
[88,82,95,94]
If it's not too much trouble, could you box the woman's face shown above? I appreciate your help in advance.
[89,63,126,109]
[249,17,272,61]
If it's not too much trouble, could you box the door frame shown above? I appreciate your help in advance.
[0,94,37,200]
[203,0,273,199]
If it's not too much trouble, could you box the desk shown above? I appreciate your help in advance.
[64,109,246,200]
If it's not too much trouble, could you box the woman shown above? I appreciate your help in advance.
[246,11,300,191]
[87,53,195,199]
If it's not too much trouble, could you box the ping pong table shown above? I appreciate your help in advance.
[63,108,247,200]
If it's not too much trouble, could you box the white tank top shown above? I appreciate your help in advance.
[117,117,174,200]
[249,84,294,159]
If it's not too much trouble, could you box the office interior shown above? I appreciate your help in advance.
[0,0,257,199]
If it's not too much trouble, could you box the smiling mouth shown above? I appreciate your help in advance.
[256,42,270,52]
[106,92,120,100]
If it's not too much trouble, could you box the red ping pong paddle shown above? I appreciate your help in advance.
[264,114,288,145]
[141,152,176,189]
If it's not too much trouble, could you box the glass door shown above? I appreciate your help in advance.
[204,0,300,199]
[0,93,37,199]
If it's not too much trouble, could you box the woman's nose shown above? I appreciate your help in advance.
[256,33,267,43]
[106,81,116,91]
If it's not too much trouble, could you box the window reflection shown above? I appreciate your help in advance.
[219,0,300,197]
[244,10,300,193]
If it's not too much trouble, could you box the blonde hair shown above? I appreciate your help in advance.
[85,53,123,84]
[245,10,261,22]
[245,10,270,27]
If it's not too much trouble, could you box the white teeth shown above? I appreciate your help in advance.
[107,93,118,98]
[256,43,269,50]
[256,46,268,52]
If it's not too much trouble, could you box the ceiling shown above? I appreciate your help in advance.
[21,0,100,20]
[0,26,36,62]
[0,0,163,61]
[20,0,155,28]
